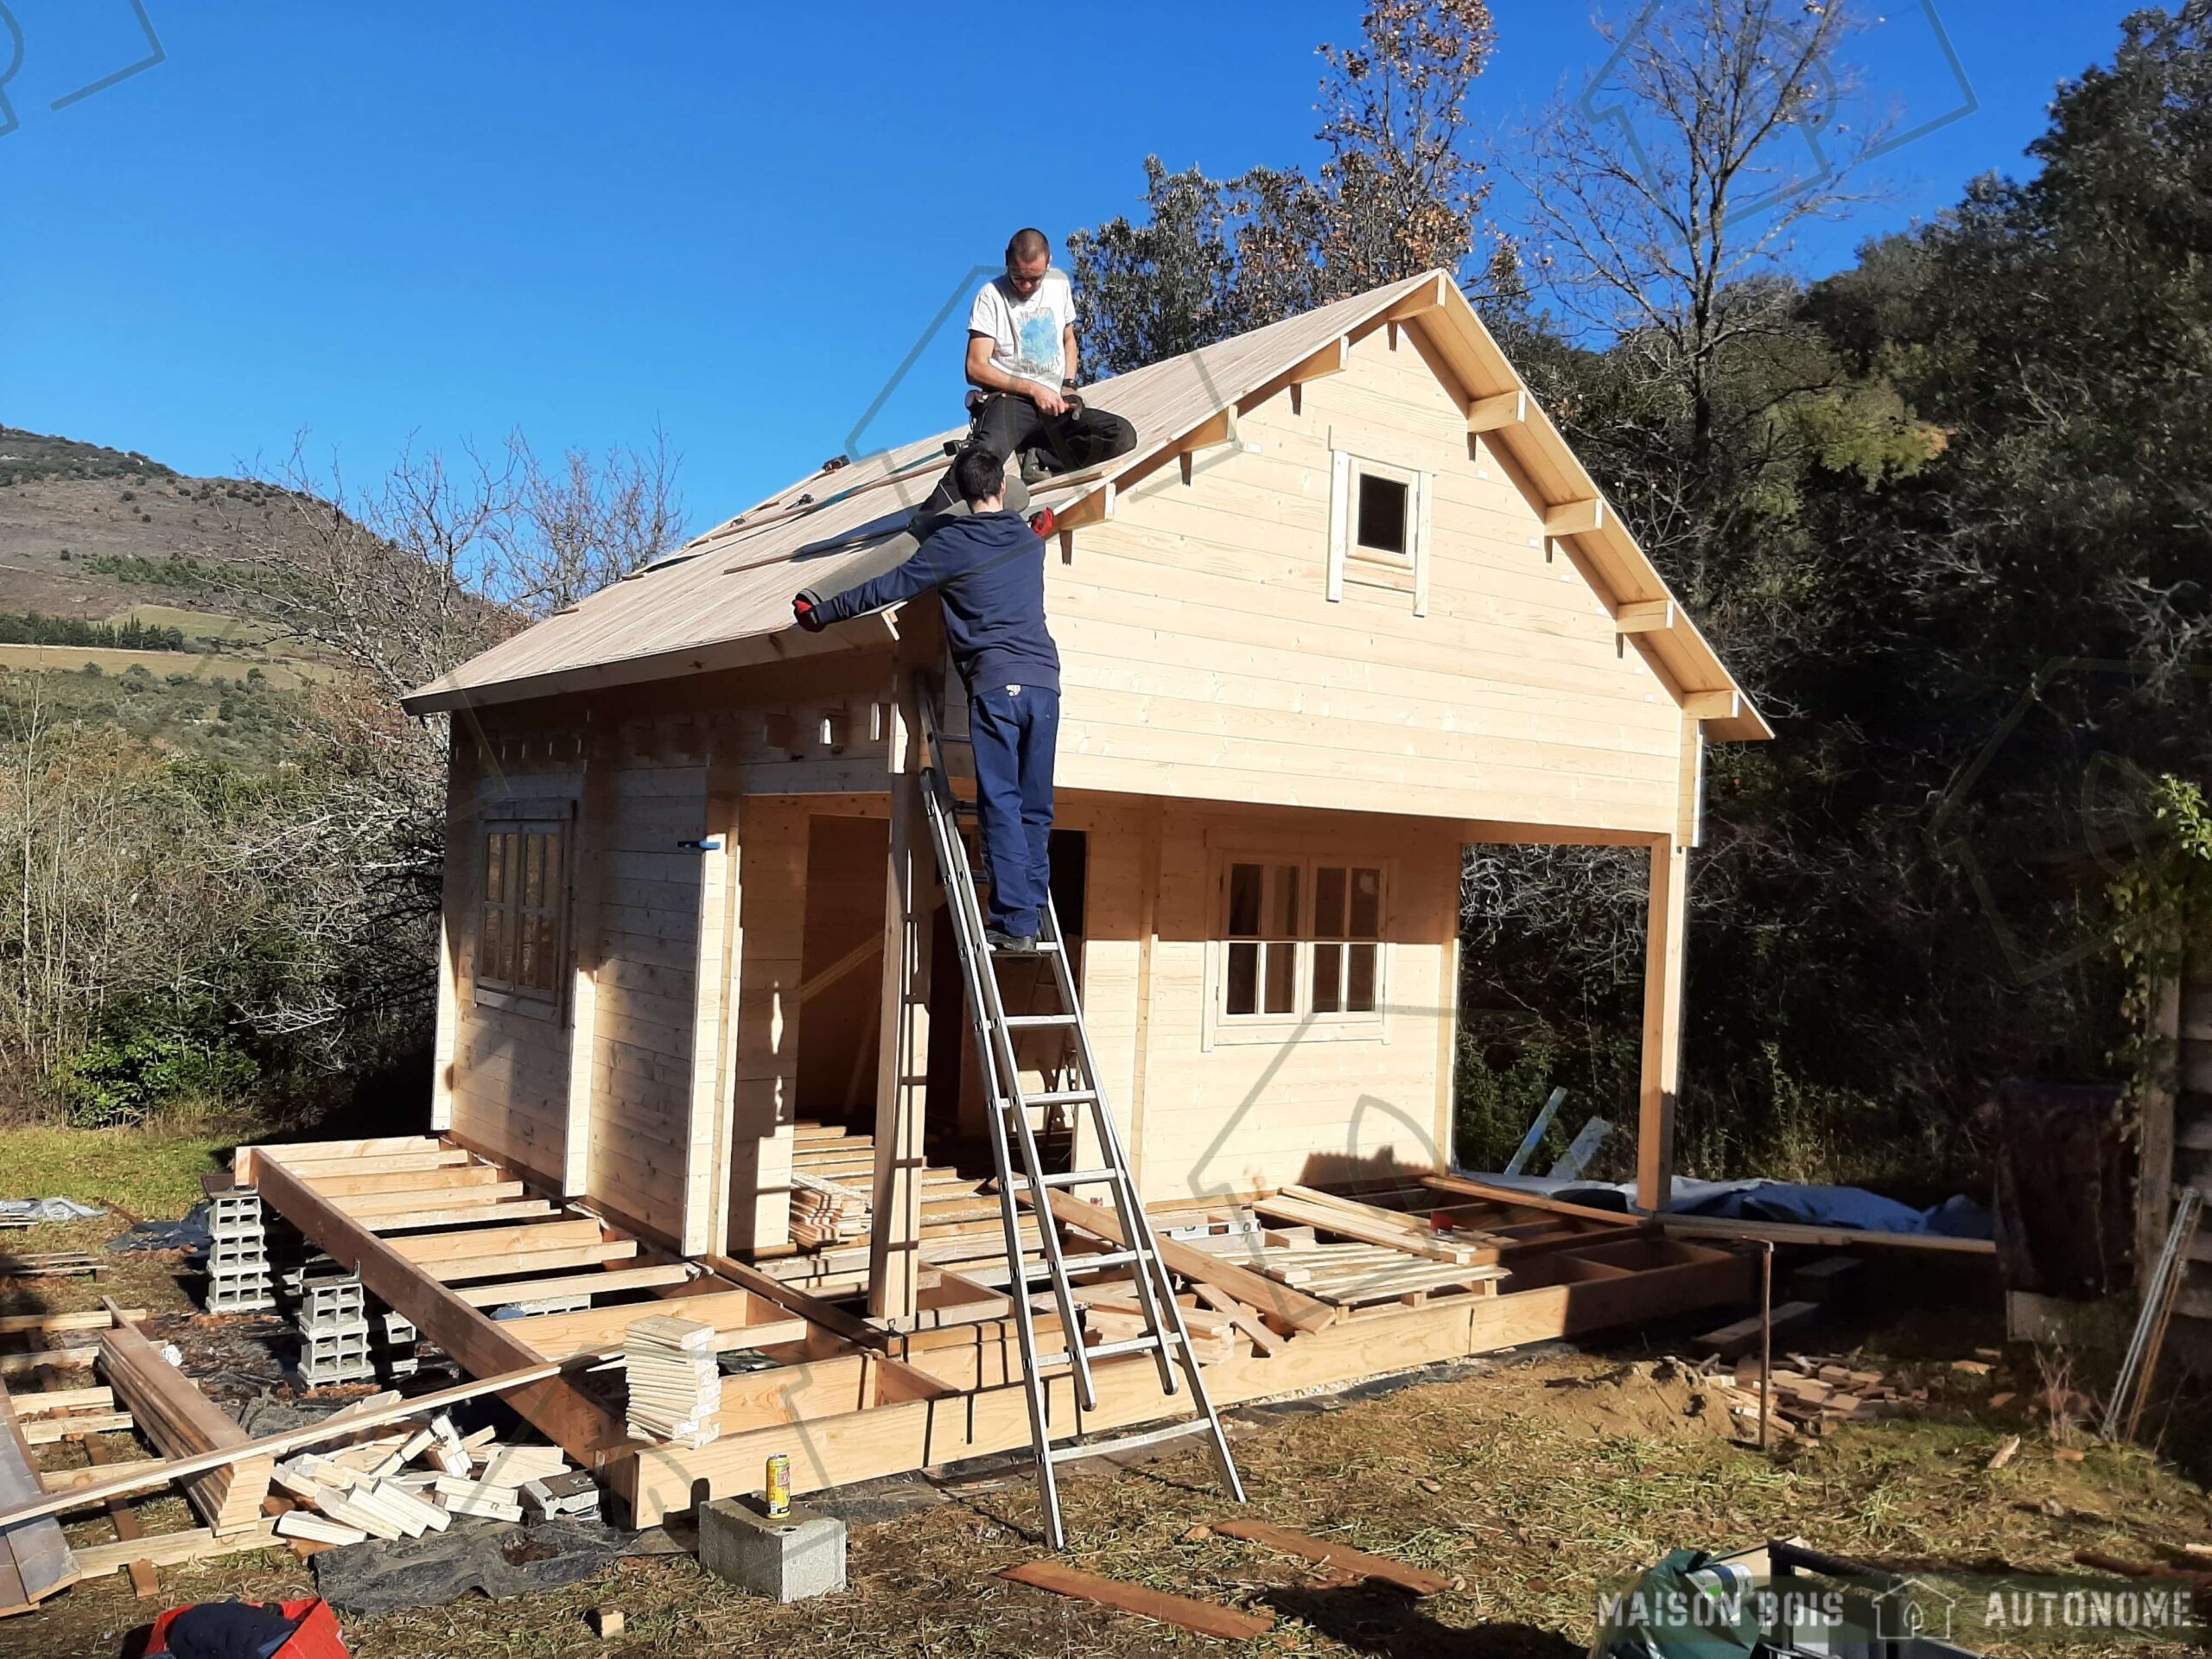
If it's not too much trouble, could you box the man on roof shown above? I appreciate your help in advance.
[795,447,1060,956]
[915,227,1135,518]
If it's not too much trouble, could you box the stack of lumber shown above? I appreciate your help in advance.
[1702,1351,1930,1438]
[622,1316,721,1448]
[269,1412,575,1544]
[1240,1236,1507,1308]
[98,1317,269,1535]
[788,1172,868,1250]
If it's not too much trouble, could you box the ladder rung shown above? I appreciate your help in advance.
[1033,1334,1165,1370]
[1046,1418,1211,1464]
[1023,1090,1096,1108]
[1024,1249,1139,1276]
[985,937,1063,956]
[936,733,973,745]
[1035,1168,1118,1189]
[1004,1014,1078,1028]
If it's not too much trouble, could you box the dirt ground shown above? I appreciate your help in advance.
[2,1230,2208,1659]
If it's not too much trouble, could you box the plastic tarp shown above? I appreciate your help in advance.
[1463,1172,1993,1240]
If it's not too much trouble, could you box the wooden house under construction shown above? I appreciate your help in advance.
[245,270,1777,1520]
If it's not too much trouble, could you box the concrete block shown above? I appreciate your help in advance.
[698,1497,846,1601]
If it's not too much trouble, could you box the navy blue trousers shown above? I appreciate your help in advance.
[969,683,1058,936]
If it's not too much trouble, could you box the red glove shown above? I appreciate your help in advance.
[792,589,827,632]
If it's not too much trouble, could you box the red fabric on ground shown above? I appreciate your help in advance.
[143,1598,346,1659]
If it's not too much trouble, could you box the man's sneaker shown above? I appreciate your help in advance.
[985,928,1039,956]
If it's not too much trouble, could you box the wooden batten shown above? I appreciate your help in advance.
[1614,599,1675,633]
[1682,689,1742,721]
[1286,335,1350,385]
[1637,840,1688,1212]
[1543,498,1605,538]
[1466,389,1528,433]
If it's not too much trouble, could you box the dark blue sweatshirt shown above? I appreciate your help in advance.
[816,510,1060,694]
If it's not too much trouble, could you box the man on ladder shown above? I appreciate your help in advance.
[793,446,1059,954]
[793,446,1246,1550]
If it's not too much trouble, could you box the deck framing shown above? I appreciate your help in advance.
[248,1135,1752,1524]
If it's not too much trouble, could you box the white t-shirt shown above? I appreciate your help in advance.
[969,269,1075,390]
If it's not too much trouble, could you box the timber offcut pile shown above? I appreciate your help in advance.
[623,1315,721,1448]
[1701,1351,1934,1439]
[271,1413,573,1542]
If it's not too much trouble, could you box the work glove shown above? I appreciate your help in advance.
[792,589,827,632]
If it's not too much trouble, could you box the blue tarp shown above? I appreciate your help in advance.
[1462,1172,1993,1240]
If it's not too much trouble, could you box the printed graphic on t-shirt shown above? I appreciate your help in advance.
[1015,312,1059,378]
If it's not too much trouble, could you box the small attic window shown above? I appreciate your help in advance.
[1356,474,1409,556]
[1327,448,1431,613]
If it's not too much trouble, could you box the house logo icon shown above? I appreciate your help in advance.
[1872,1577,1956,1641]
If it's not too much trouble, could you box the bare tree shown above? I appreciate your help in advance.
[1500,0,1890,522]
[500,425,689,618]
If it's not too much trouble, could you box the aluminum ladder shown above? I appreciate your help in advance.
[912,677,1245,1549]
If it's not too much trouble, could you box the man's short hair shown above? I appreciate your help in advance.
[954,447,1007,505]
[1006,227,1050,267]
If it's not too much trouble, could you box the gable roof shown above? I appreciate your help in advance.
[403,270,1770,741]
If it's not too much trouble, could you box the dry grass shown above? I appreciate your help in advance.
[0,1344,2201,1658]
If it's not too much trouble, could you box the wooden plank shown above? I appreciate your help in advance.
[79,1435,157,1599]
[1000,1560,1274,1640]
[1466,388,1527,432]
[1615,599,1674,633]
[1251,1191,1484,1264]
[1637,838,1686,1211]
[1656,1212,1996,1255]
[250,1151,627,1468]
[390,1218,605,1265]
[1036,1192,1336,1336]
[100,1314,272,1534]
[302,1166,506,1199]
[419,1239,640,1285]
[333,1180,528,1217]
[69,1520,282,1577]
[236,1136,441,1183]
[1214,1520,1452,1595]
[0,1310,143,1336]
[0,1389,78,1611]
[360,1199,560,1233]
[21,1413,135,1444]
[456,1262,696,1307]
[505,1295,808,1360]
[1418,1173,1643,1229]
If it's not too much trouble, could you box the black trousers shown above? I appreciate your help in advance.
[921,391,1136,514]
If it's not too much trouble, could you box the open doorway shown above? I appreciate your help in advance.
[793,816,887,1135]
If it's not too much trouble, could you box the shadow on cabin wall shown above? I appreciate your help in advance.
[286,1035,436,1142]
[1294,1149,1439,1196]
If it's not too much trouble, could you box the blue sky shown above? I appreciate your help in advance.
[1,1,2141,523]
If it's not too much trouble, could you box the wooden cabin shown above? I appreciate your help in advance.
[396,268,1771,1328]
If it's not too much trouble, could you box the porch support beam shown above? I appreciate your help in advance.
[1637,838,1688,1213]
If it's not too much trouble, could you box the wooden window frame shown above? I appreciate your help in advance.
[1327,447,1433,616]
[1206,852,1392,1047]
[474,803,575,1020]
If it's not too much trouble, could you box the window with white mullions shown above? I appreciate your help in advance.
[479,817,569,1009]
[1220,858,1386,1023]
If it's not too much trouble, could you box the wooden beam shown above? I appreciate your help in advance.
[1053,480,1116,533]
[1213,1520,1452,1596]
[1381,270,1450,321]
[99,1318,270,1535]
[300,1165,505,1199]
[1001,1560,1274,1641]
[0,1310,143,1336]
[1637,840,1688,1213]
[868,655,931,1322]
[332,1180,527,1217]
[390,1218,604,1265]
[683,756,744,1257]
[500,1294,809,1361]
[77,1435,156,1599]
[1682,689,1742,721]
[1466,389,1528,433]
[1176,408,1236,454]
[563,752,616,1198]
[1287,336,1350,385]
[1656,1212,1996,1255]
[70,1519,279,1579]
[359,1200,558,1233]
[702,1254,887,1351]
[250,1152,627,1466]
[1543,498,1605,538]
[1614,599,1675,633]
[1420,1173,1643,1230]
[419,1239,639,1284]
[455,1262,697,1307]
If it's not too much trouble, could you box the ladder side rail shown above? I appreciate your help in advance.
[1033,895,1184,1397]
[914,759,1069,1543]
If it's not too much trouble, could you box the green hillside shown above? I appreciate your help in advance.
[0,424,175,486]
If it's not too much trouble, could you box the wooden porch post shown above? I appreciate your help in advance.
[680,752,744,1258]
[1637,836,1688,1213]
[429,731,476,1134]
[868,657,932,1319]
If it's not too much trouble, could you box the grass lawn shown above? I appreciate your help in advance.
[0,1126,229,1221]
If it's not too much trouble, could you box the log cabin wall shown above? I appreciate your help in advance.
[1047,315,1688,836]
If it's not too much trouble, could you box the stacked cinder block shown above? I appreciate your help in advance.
[205,1188,276,1313]
[296,1272,375,1387]
[380,1311,420,1380]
